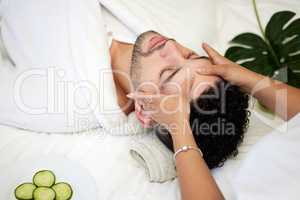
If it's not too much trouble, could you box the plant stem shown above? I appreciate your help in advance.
[253,0,266,39]
[252,0,282,68]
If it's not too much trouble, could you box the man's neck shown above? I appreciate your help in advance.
[110,39,134,114]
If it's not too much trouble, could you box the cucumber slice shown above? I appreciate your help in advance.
[33,187,56,200]
[33,170,56,187]
[52,182,73,200]
[15,183,37,200]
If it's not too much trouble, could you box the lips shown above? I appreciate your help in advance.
[148,35,167,51]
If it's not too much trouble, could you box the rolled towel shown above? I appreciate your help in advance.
[129,131,177,183]
[107,112,177,182]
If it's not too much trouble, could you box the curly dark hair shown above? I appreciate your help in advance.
[156,80,250,169]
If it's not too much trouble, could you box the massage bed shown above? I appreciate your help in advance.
[0,0,299,199]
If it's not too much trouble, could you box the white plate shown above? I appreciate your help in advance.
[0,155,98,200]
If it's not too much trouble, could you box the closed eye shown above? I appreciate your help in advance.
[159,67,181,85]
[191,55,209,60]
[186,51,209,60]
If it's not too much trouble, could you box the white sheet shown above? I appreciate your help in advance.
[0,0,127,133]
[98,0,218,55]
[0,126,180,200]
[216,1,300,199]
[0,112,277,200]
[233,114,300,200]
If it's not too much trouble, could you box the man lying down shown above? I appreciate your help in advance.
[0,2,250,190]
[111,30,250,169]
[0,28,250,173]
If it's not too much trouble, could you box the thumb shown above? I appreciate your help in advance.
[202,43,231,65]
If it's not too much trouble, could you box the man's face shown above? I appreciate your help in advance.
[130,31,220,125]
[131,31,220,99]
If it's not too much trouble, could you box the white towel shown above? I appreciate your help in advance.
[118,112,177,183]
[129,131,176,183]
[98,0,218,55]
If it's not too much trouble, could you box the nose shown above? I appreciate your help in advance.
[159,41,186,66]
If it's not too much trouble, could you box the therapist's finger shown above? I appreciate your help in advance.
[196,64,228,77]
[202,43,231,65]
[129,93,158,110]
[127,92,159,100]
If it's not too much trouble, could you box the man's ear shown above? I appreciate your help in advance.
[134,101,152,128]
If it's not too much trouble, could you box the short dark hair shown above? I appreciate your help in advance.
[156,80,250,169]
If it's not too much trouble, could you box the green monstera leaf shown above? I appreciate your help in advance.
[225,11,300,88]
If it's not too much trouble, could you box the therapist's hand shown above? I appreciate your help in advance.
[198,43,263,93]
[128,79,191,130]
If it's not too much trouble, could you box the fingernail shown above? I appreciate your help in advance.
[127,93,134,98]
